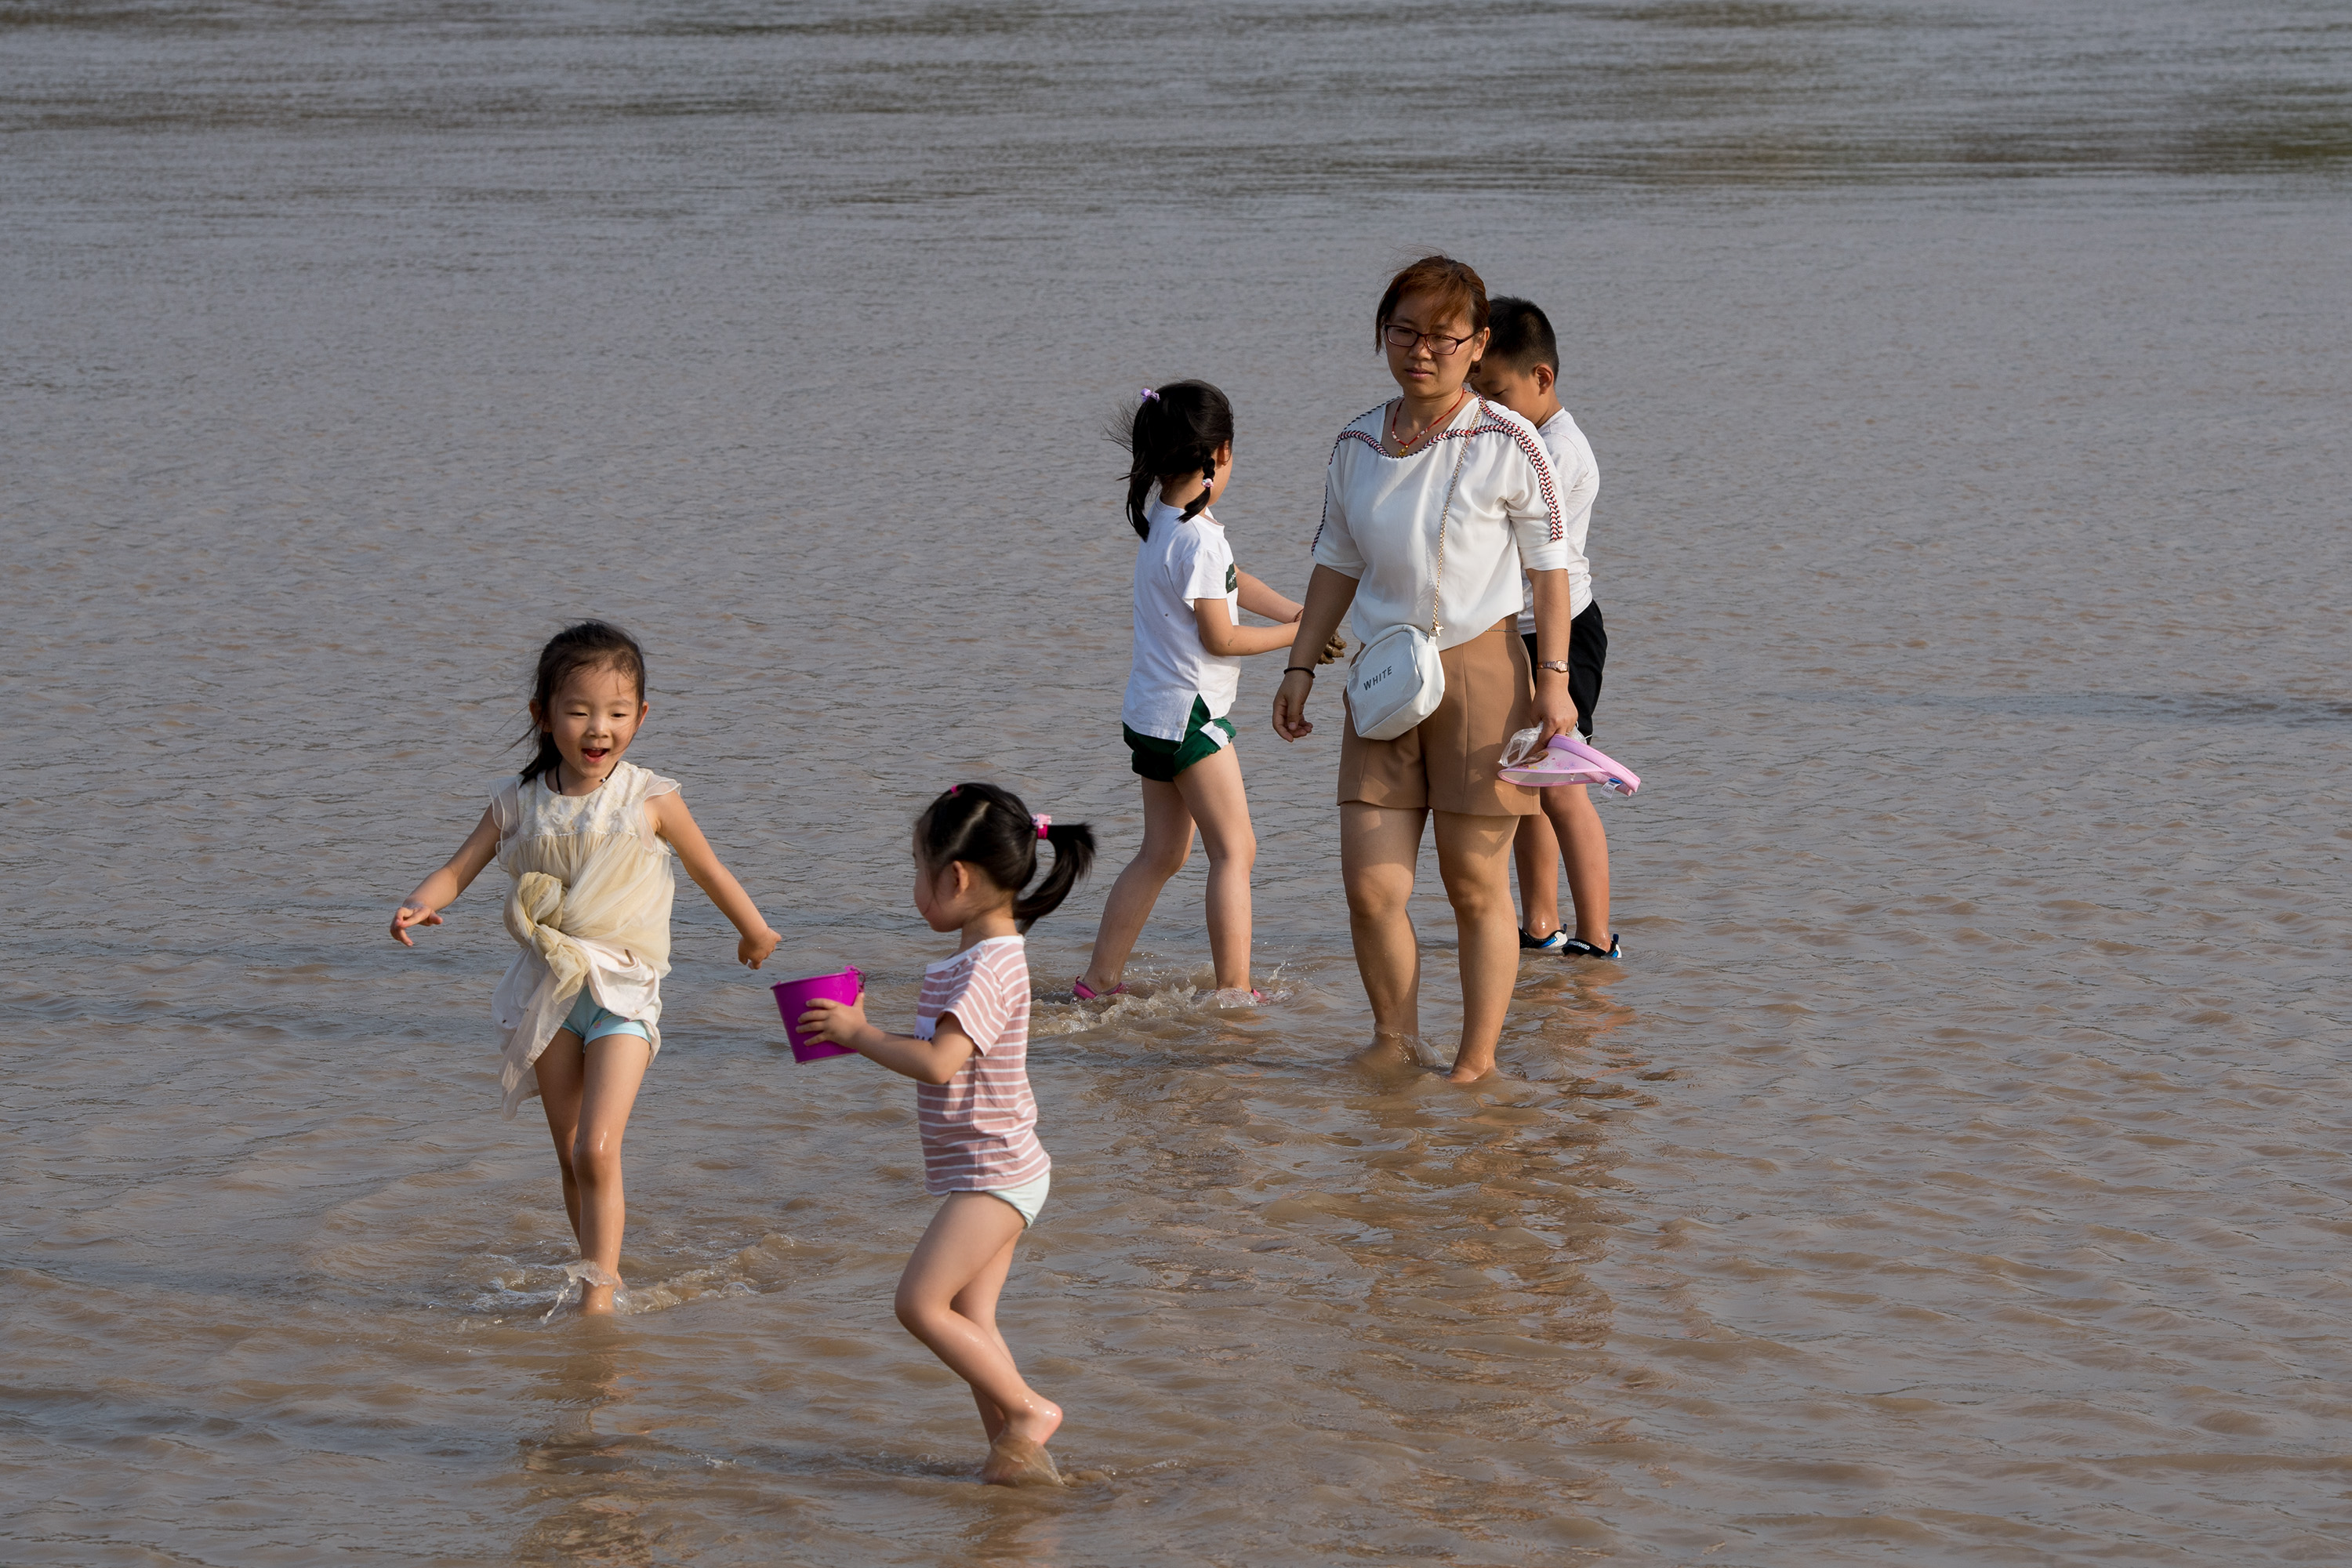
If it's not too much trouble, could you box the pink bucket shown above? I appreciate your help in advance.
[771,967,862,1062]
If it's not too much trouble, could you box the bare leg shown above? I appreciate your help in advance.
[535,1029,590,1242]
[1171,747,1258,992]
[535,1030,652,1315]
[1340,803,1427,1044]
[1543,782,1613,947]
[894,1195,1062,1483]
[1512,811,1563,940]
[1078,779,1193,995]
[949,1221,1022,1443]
[1433,810,1523,1082]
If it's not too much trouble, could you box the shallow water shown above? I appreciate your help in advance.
[5,2,2350,1563]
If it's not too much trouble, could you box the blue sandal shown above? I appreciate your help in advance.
[1561,934,1623,960]
[1519,927,1570,953]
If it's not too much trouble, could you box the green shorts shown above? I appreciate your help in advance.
[1123,696,1237,783]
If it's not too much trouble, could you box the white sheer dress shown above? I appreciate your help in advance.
[487,760,678,1118]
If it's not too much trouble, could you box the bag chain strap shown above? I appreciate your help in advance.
[1428,398,1477,638]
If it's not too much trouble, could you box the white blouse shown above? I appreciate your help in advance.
[1312,395,1577,652]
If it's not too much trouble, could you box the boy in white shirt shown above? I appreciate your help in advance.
[1469,298,1620,960]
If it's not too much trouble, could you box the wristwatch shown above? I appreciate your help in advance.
[1536,659,1573,674]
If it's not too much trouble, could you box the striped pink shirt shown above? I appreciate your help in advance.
[913,935,1049,1194]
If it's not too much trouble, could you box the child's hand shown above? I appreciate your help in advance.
[799,993,870,1050]
[739,927,782,969]
[390,902,441,946]
[1318,630,1348,665]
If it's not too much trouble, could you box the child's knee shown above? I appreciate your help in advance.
[892,1287,941,1337]
[1138,839,1191,880]
[1204,828,1257,873]
[571,1138,623,1189]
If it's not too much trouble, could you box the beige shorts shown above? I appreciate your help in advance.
[1337,617,1538,818]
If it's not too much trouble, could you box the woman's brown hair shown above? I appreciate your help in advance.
[1374,254,1490,348]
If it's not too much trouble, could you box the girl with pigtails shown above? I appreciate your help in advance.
[1073,380,1340,1007]
[797,782,1094,1486]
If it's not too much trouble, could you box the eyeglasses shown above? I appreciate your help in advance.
[1382,323,1477,356]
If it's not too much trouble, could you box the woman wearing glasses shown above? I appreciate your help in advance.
[1272,255,1583,1082]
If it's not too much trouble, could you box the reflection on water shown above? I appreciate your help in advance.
[5,0,2351,1563]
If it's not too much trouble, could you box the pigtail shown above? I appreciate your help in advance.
[1124,469,1156,540]
[1013,822,1097,932]
[915,782,1094,934]
[1116,380,1235,539]
[1176,456,1217,523]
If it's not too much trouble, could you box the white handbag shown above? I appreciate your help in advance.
[1345,414,1475,742]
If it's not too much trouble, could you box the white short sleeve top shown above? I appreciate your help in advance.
[1122,495,1243,740]
[1312,396,1573,652]
[1517,406,1599,634]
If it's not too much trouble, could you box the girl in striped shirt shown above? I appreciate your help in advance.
[797,782,1094,1486]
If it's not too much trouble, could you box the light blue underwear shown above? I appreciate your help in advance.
[560,992,651,1044]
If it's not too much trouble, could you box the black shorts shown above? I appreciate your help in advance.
[1523,600,1606,740]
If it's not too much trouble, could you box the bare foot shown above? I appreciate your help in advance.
[1445,1054,1498,1083]
[982,1435,1064,1487]
[572,1260,622,1316]
[980,1401,1064,1487]
[1350,1031,1423,1083]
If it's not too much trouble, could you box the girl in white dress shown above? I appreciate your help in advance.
[390,621,780,1313]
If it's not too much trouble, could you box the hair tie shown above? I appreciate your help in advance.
[948,784,960,797]
[1138,388,1160,403]
[1033,813,1052,840]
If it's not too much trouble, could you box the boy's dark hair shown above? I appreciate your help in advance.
[1483,296,1559,376]
[1377,254,1490,347]
[517,619,646,785]
[915,782,1097,932]
[1120,379,1234,540]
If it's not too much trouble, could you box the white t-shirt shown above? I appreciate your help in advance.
[1516,406,1599,635]
[1312,396,1573,653]
[1122,493,1242,741]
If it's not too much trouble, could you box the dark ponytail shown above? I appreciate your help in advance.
[915,782,1096,933]
[1119,379,1236,539]
[514,620,647,784]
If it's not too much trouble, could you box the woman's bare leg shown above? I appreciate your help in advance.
[535,1030,652,1314]
[1172,747,1258,992]
[1433,810,1523,1081]
[1543,782,1613,946]
[1512,811,1563,939]
[894,1195,1061,1483]
[1340,802,1428,1044]
[1078,779,1193,995]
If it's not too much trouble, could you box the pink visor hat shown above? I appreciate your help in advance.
[1497,732,1641,796]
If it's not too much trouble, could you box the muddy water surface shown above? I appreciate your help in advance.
[6,2,2351,1563]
